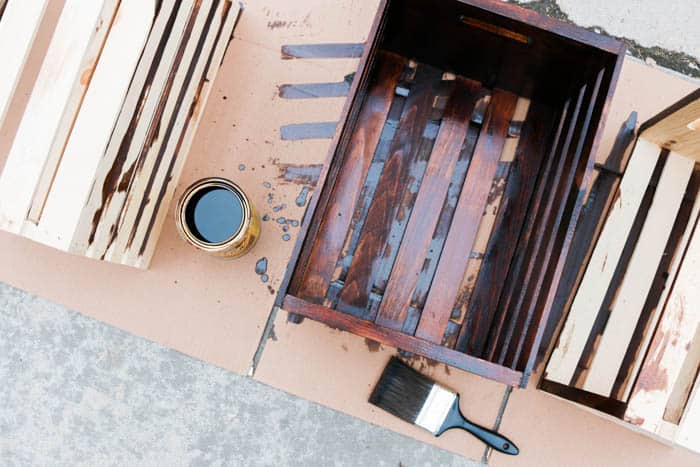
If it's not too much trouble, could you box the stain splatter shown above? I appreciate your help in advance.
[276,217,286,224]
[262,214,270,222]
[282,234,291,241]
[290,219,299,227]
[267,285,275,295]
[238,164,246,171]
[295,186,311,207]
[255,257,268,275]
[261,274,269,283]
[273,204,287,212]
[268,324,278,341]
[277,163,323,186]
[341,343,349,352]
[263,181,272,189]
[365,338,381,352]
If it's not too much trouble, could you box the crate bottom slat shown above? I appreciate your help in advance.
[282,294,524,387]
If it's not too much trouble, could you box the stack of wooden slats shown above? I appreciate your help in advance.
[543,90,700,453]
[0,0,241,268]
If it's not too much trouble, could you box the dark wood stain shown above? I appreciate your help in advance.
[276,163,323,186]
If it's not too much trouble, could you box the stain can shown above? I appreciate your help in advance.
[176,177,260,258]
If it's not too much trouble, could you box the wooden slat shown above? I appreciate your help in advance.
[335,64,442,317]
[626,217,700,433]
[545,138,663,385]
[678,372,700,453]
[641,90,700,161]
[110,0,216,262]
[35,0,156,249]
[282,294,523,386]
[86,1,197,259]
[583,152,695,396]
[415,88,518,344]
[73,0,180,254]
[296,54,405,302]
[120,0,236,266]
[0,0,49,128]
[135,0,242,267]
[0,0,118,234]
[483,98,571,361]
[492,83,588,366]
[375,78,480,330]
[460,99,551,357]
[539,112,638,368]
[621,176,700,400]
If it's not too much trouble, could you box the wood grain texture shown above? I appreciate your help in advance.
[135,0,242,267]
[296,53,405,303]
[583,152,695,397]
[545,139,662,385]
[626,215,700,434]
[0,0,118,234]
[460,100,552,357]
[640,90,700,161]
[335,64,442,317]
[36,0,155,249]
[677,370,700,453]
[283,294,523,386]
[376,78,480,330]
[415,88,517,344]
[0,0,49,128]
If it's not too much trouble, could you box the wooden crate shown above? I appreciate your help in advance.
[275,0,625,387]
[541,89,700,454]
[0,0,242,268]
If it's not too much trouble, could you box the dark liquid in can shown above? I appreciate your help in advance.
[184,187,244,244]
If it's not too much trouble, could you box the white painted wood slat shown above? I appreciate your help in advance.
[545,139,662,385]
[582,151,695,396]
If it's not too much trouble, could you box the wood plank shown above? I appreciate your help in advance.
[506,71,605,370]
[493,82,589,367]
[282,294,523,386]
[583,152,695,396]
[641,90,700,161]
[545,138,662,385]
[335,64,442,317]
[0,0,49,128]
[678,371,700,453]
[109,0,215,262]
[626,216,700,433]
[0,0,118,234]
[539,112,638,368]
[86,1,197,259]
[73,0,179,254]
[134,0,242,268]
[415,88,518,344]
[375,78,480,330]
[35,0,156,249]
[460,100,552,357]
[483,98,571,361]
[295,53,405,302]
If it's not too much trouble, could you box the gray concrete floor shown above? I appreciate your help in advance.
[1,1,699,466]
[0,283,478,467]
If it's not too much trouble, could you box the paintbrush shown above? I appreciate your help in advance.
[369,357,519,455]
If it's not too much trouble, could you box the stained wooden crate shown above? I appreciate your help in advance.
[541,89,700,453]
[276,0,625,387]
[0,0,242,268]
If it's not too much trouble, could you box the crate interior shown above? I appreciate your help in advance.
[285,0,622,384]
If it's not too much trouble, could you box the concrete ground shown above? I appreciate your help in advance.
[1,1,698,466]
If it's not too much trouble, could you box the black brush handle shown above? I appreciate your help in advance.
[436,396,519,455]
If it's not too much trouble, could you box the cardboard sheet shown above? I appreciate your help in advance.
[1,0,698,464]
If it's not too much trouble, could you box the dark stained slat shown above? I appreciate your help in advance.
[459,100,554,357]
[481,97,572,361]
[376,77,482,331]
[415,88,518,344]
[494,83,588,366]
[509,69,606,371]
[295,54,405,303]
[283,295,523,386]
[336,64,443,317]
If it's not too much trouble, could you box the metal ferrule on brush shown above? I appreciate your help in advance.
[415,385,457,434]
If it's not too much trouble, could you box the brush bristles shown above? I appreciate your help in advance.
[369,357,442,424]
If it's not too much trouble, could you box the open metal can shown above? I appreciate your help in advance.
[176,178,260,258]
